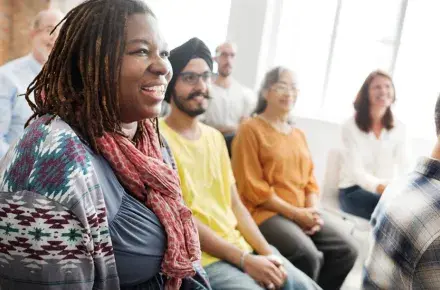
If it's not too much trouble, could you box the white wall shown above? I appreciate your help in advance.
[148,0,231,52]
[226,0,286,90]
[49,0,84,13]
[226,0,268,89]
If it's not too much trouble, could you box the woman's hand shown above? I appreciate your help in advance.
[376,184,387,195]
[291,207,319,229]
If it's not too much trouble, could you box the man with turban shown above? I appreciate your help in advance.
[160,38,320,290]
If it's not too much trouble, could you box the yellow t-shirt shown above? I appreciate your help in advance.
[160,119,253,267]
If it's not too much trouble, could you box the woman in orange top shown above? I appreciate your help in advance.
[232,67,358,290]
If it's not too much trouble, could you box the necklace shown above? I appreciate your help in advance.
[257,115,292,135]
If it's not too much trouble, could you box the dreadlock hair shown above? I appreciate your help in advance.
[24,0,161,153]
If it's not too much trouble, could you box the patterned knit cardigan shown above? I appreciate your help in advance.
[0,116,210,290]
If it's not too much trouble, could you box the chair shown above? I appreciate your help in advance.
[320,148,370,233]
[321,149,373,290]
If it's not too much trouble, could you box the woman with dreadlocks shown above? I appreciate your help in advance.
[0,0,209,289]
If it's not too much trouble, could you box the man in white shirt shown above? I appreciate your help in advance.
[202,42,256,155]
[0,9,64,158]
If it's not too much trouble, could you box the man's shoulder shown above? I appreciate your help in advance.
[200,122,224,141]
[231,79,253,95]
[366,171,440,288]
[159,119,224,148]
[158,118,178,142]
[376,172,440,224]
[0,55,35,87]
[372,172,440,260]
[0,55,32,74]
[210,82,224,93]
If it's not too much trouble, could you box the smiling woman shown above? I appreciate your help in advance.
[338,70,410,220]
[0,0,210,289]
[232,67,358,290]
[119,13,171,123]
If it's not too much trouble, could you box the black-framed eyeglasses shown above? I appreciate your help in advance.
[180,71,213,85]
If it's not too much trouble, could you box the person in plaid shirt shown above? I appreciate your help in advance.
[363,95,440,289]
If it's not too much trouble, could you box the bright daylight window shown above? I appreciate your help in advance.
[393,0,440,141]
[323,0,402,121]
[276,0,438,140]
[274,0,338,119]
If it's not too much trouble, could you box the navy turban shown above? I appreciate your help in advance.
[165,37,213,103]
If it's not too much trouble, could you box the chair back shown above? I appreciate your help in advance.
[321,148,342,209]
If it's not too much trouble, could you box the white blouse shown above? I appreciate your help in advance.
[338,117,410,193]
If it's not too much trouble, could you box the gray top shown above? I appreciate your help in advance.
[86,143,174,287]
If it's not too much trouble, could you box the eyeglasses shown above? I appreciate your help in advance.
[36,26,59,37]
[180,71,212,85]
[271,85,298,95]
[218,52,235,59]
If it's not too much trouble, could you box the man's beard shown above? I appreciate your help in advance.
[36,45,51,63]
[218,65,232,78]
[173,90,211,117]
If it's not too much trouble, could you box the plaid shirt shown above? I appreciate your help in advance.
[363,157,440,290]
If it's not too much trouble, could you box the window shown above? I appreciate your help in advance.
[273,0,338,117]
[276,0,437,140]
[146,0,231,52]
[392,0,440,140]
[323,0,403,122]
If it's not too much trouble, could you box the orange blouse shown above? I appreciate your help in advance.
[231,117,319,225]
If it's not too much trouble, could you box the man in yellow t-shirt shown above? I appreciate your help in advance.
[159,37,319,290]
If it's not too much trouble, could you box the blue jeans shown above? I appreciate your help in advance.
[120,263,211,290]
[204,246,320,290]
[223,133,235,157]
[339,185,381,220]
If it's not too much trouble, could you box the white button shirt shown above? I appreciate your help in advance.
[338,116,410,192]
[0,54,41,158]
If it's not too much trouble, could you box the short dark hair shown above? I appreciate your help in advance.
[354,70,395,133]
[25,0,155,153]
[436,94,440,136]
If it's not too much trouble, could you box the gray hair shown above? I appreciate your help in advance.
[31,9,64,30]
[253,66,291,115]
